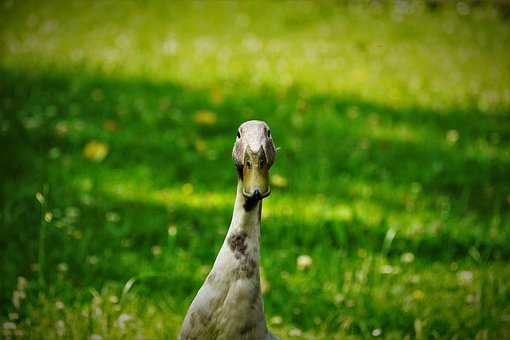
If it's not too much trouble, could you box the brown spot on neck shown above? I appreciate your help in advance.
[228,231,247,259]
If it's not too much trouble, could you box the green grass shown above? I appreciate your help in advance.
[1,1,510,339]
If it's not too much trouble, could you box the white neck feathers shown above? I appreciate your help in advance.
[228,180,262,239]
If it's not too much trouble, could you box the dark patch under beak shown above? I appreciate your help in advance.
[243,186,271,211]
[253,189,261,201]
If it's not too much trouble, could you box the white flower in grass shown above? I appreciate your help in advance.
[380,265,394,274]
[270,316,282,326]
[168,224,178,237]
[334,293,345,305]
[372,328,382,336]
[457,271,473,285]
[12,290,26,309]
[297,255,312,271]
[446,129,459,145]
[57,263,68,272]
[56,320,65,336]
[401,252,415,263]
[87,256,99,265]
[36,192,45,205]
[109,295,119,304]
[44,212,53,222]
[151,245,162,256]
[3,322,16,330]
[117,314,133,331]
[17,277,28,290]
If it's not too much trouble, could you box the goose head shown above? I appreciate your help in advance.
[232,120,276,201]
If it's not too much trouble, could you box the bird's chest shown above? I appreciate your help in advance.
[181,235,267,340]
[210,248,265,338]
[213,275,265,339]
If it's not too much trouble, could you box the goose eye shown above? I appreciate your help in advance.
[246,160,252,169]
[259,159,265,168]
[237,131,241,138]
[267,129,271,137]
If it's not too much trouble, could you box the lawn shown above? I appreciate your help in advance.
[1,1,510,339]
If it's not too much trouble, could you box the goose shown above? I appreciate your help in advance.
[179,120,277,340]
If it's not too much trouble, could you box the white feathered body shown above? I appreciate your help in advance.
[179,183,276,340]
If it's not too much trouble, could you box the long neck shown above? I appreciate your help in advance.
[227,180,262,240]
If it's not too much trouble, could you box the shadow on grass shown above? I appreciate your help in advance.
[1,65,509,257]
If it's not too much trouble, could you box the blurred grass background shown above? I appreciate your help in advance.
[1,1,510,339]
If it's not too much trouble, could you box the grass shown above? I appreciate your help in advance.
[1,1,510,339]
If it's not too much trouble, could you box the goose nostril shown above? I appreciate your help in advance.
[253,189,261,200]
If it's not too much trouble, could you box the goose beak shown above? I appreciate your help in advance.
[242,147,271,201]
